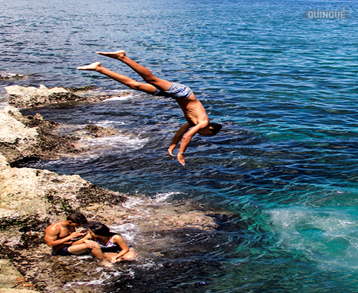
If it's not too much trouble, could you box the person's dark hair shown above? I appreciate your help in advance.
[208,122,222,135]
[88,222,115,237]
[67,213,88,225]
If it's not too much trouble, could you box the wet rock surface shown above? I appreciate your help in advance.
[0,103,237,292]
[0,72,26,81]
[1,194,237,292]
[4,85,133,109]
[0,106,122,166]
[0,259,38,292]
[5,85,82,108]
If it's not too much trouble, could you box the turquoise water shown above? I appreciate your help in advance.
[2,0,358,291]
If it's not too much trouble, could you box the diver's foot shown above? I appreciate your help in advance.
[77,62,101,71]
[96,50,126,60]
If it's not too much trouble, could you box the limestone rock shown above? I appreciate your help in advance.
[0,259,22,288]
[0,106,80,164]
[0,289,39,293]
[0,107,39,162]
[0,154,9,168]
[0,167,125,220]
[5,85,85,108]
[0,260,37,292]
[0,107,38,150]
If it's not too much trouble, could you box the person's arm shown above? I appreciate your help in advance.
[111,235,130,262]
[168,122,191,160]
[176,121,209,166]
[71,232,92,246]
[44,226,84,248]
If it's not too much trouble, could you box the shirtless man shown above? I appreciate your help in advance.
[44,213,88,256]
[77,50,222,166]
[45,213,120,266]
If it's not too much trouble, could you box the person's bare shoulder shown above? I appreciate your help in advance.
[45,222,61,237]
[112,235,125,243]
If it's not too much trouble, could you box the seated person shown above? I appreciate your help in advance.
[79,222,137,264]
[45,215,136,266]
[44,213,88,256]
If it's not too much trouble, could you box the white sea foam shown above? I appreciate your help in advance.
[64,269,124,288]
[268,206,358,270]
[104,94,135,101]
[152,191,181,202]
[65,278,106,286]
[122,196,147,209]
[123,192,182,208]
[0,71,25,79]
[108,223,138,243]
[76,255,93,260]
[82,134,148,151]
[103,90,137,101]
[140,259,162,270]
[94,120,126,128]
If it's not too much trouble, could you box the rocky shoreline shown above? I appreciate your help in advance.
[4,85,132,109]
[0,87,235,292]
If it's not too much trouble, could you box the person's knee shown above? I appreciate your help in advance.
[141,73,157,84]
[126,80,142,90]
[124,248,137,260]
[84,240,100,250]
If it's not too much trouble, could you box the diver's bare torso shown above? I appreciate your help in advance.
[175,93,209,126]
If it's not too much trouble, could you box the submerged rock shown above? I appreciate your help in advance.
[84,124,120,138]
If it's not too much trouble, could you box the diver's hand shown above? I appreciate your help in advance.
[168,148,174,160]
[177,153,185,166]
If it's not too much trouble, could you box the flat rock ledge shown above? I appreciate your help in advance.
[0,106,236,292]
[4,85,132,109]
[0,259,38,292]
[0,106,120,164]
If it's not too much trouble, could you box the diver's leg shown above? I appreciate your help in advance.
[77,62,157,94]
[96,50,172,91]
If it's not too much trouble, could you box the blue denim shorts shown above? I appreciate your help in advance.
[154,82,193,99]
[52,246,74,256]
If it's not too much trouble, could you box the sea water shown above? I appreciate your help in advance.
[1,0,358,291]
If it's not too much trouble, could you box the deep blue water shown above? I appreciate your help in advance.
[2,0,358,291]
